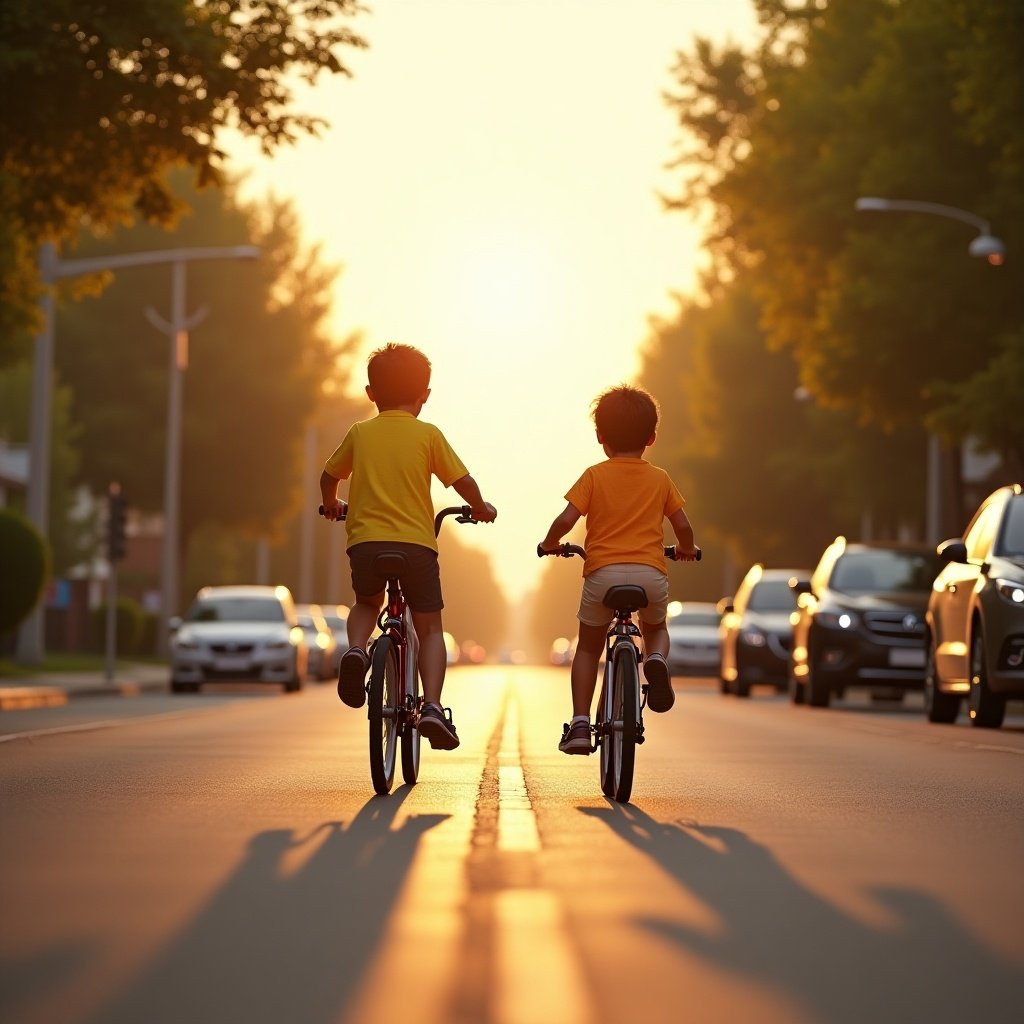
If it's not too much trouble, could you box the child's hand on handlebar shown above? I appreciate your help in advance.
[320,499,348,521]
[672,545,701,562]
[471,502,498,523]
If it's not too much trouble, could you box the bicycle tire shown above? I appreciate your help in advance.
[401,614,422,785]
[368,635,399,795]
[597,667,616,797]
[610,640,639,802]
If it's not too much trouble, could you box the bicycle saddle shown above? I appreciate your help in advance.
[602,584,649,612]
[372,552,408,579]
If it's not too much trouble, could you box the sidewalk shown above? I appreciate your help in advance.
[0,663,169,710]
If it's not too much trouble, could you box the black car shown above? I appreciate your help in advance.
[718,565,807,697]
[789,537,946,708]
[925,484,1024,728]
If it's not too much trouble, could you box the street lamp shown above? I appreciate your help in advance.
[854,195,1005,541]
[16,243,259,665]
[854,196,1006,266]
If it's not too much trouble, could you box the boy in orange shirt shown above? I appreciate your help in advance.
[320,343,496,750]
[538,384,699,754]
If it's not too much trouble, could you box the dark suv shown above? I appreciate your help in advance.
[718,564,807,697]
[789,538,946,708]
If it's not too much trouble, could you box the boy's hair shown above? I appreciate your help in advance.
[367,343,432,406]
[591,384,660,451]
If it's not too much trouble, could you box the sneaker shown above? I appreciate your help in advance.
[558,720,592,755]
[418,703,460,750]
[337,647,369,708]
[643,653,675,712]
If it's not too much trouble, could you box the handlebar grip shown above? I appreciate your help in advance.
[665,545,702,561]
[318,503,348,521]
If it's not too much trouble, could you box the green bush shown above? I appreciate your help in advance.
[0,508,50,633]
[91,596,146,655]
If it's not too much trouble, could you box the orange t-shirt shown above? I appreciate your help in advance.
[565,458,685,576]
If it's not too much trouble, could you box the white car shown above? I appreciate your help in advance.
[296,603,339,681]
[169,585,307,693]
[666,602,723,677]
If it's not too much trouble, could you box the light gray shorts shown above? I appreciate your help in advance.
[578,563,670,628]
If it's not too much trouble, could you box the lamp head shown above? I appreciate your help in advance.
[968,234,1005,266]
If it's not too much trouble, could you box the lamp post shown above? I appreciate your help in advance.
[16,243,259,665]
[854,197,1006,265]
[854,196,1005,540]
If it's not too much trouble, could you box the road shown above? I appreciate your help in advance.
[2,667,1023,1024]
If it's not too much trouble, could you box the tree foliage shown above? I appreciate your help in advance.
[0,508,50,633]
[0,0,366,358]
[661,0,1024,538]
[54,169,352,576]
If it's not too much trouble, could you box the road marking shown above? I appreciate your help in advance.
[497,696,540,852]
[0,708,216,744]
[490,686,591,1024]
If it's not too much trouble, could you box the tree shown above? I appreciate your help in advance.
[663,0,1024,532]
[54,170,351,588]
[0,0,366,358]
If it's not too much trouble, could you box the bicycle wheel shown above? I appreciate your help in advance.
[400,613,422,785]
[610,641,639,803]
[368,635,399,795]
[597,666,617,797]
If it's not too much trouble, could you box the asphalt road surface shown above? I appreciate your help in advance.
[2,667,1023,1024]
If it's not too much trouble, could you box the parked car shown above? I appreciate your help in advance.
[666,602,722,677]
[925,483,1024,728]
[319,603,350,673]
[169,584,307,693]
[789,538,945,708]
[718,565,808,696]
[296,603,339,681]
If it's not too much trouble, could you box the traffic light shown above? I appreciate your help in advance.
[107,486,127,562]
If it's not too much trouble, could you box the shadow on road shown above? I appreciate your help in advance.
[582,803,1024,1024]
[87,789,447,1024]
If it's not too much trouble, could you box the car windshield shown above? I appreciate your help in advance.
[671,611,720,628]
[747,579,797,612]
[830,550,943,594]
[997,496,1024,557]
[187,597,285,623]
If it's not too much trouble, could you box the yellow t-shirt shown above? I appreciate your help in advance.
[324,411,468,552]
[565,458,685,576]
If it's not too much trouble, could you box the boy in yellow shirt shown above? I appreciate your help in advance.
[320,343,496,750]
[539,384,699,754]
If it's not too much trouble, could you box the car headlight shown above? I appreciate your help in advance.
[739,628,767,647]
[995,579,1024,605]
[817,610,858,630]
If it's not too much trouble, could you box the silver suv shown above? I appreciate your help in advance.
[169,585,308,694]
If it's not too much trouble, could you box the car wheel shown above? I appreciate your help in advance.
[805,653,830,708]
[968,627,1005,729]
[171,680,198,694]
[924,635,959,724]
[718,674,731,695]
[788,663,805,705]
[733,674,751,698]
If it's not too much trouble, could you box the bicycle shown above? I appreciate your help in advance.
[319,502,478,795]
[538,542,701,802]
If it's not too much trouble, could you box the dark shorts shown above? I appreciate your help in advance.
[348,542,443,613]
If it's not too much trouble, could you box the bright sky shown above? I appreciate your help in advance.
[231,1,757,601]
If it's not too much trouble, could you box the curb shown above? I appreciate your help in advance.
[0,677,169,711]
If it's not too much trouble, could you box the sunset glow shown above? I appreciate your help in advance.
[230,2,757,599]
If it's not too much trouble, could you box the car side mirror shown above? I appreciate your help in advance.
[937,539,968,564]
[168,616,183,633]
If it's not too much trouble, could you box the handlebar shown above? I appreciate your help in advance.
[318,502,477,538]
[433,505,477,536]
[537,542,702,561]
